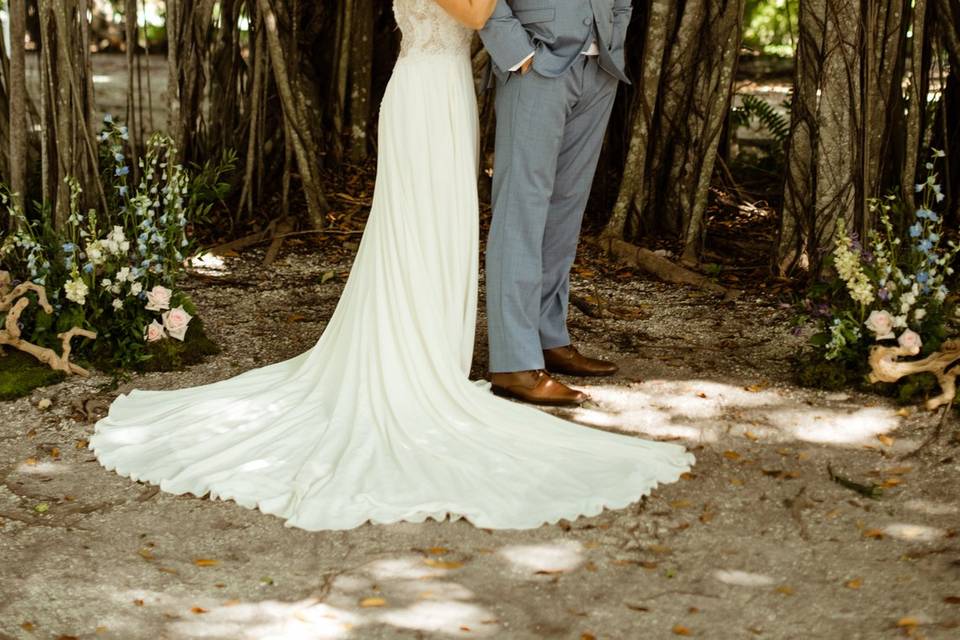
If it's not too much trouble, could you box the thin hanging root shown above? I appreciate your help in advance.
[868,341,960,410]
[0,271,97,376]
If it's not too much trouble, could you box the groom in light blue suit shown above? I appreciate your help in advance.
[480,0,633,407]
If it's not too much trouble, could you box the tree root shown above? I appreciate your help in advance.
[590,236,740,300]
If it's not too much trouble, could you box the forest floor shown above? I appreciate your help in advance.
[1,235,959,640]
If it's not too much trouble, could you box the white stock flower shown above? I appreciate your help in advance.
[64,278,89,305]
[130,282,143,296]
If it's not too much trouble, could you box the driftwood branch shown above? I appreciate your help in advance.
[868,340,960,410]
[0,271,97,376]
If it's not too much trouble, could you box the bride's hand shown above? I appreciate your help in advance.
[433,0,498,30]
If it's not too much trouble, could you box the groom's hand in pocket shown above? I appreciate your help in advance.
[519,55,534,75]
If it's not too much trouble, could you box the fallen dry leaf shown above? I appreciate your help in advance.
[50,447,60,459]
[723,450,742,461]
[360,597,387,608]
[672,624,693,636]
[193,559,219,567]
[845,578,863,590]
[896,617,920,628]
[133,599,145,606]
[190,607,208,614]
[580,634,596,640]
[21,622,35,631]
[877,434,895,447]
[862,529,885,539]
[680,472,696,481]
[775,585,795,596]
[944,596,960,605]
[670,500,693,509]
[25,457,37,466]
[138,548,156,561]
[881,477,903,488]
[427,546,449,555]
[745,382,769,393]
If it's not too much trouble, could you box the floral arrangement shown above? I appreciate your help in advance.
[799,150,959,393]
[0,116,227,372]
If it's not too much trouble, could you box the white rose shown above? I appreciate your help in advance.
[914,308,927,321]
[101,278,112,288]
[116,267,131,282]
[898,329,922,353]
[112,299,123,310]
[162,306,193,341]
[864,310,895,340]
[145,285,172,311]
[130,282,143,296]
[144,319,165,342]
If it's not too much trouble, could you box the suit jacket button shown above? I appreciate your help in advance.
[583,17,592,26]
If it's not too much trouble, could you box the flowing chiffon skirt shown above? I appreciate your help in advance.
[90,53,695,530]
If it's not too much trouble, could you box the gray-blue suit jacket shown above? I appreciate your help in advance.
[478,0,633,85]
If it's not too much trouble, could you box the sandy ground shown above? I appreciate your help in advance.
[1,240,958,640]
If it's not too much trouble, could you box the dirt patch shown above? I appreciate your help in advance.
[1,241,958,640]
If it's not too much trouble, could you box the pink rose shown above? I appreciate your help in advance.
[865,310,895,340]
[897,329,922,353]
[145,320,166,343]
[145,285,172,311]
[162,306,193,342]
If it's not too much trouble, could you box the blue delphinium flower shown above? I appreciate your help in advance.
[916,208,933,220]
[115,166,130,177]
[917,271,930,284]
[62,242,76,253]
[114,152,125,163]
[104,114,114,124]
[919,239,933,252]
[83,263,94,274]
[118,185,128,197]
[909,222,923,238]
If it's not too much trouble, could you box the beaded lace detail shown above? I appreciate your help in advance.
[394,0,473,59]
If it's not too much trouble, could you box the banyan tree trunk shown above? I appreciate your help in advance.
[36,0,104,229]
[602,0,745,266]
[777,0,863,277]
[777,0,956,278]
[7,0,29,217]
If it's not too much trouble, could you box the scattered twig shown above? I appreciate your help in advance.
[902,399,955,460]
[827,464,883,499]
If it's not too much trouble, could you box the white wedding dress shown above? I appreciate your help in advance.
[89,0,695,530]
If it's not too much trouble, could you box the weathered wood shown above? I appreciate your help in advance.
[869,341,960,410]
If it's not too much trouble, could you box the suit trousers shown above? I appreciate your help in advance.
[486,55,618,373]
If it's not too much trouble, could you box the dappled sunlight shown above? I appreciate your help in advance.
[771,406,899,445]
[498,540,584,575]
[881,523,951,542]
[377,601,496,636]
[190,253,232,277]
[16,461,70,475]
[566,379,902,448]
[167,598,356,640]
[713,569,777,587]
[365,556,444,581]
[903,499,960,516]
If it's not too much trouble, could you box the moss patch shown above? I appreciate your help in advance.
[0,350,67,401]
[138,316,221,373]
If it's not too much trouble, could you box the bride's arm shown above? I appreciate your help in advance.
[432,0,497,30]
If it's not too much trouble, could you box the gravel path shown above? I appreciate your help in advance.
[1,242,958,640]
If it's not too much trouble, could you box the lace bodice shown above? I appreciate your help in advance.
[394,0,473,59]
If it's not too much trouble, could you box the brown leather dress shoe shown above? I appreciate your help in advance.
[490,370,588,407]
[543,345,619,377]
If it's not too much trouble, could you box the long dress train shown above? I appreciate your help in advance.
[89,0,695,531]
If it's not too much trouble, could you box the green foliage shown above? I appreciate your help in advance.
[743,0,799,57]
[0,351,67,401]
[734,94,791,148]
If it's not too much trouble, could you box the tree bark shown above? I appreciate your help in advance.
[8,0,29,217]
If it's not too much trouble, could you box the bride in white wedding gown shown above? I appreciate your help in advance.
[89,0,695,531]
